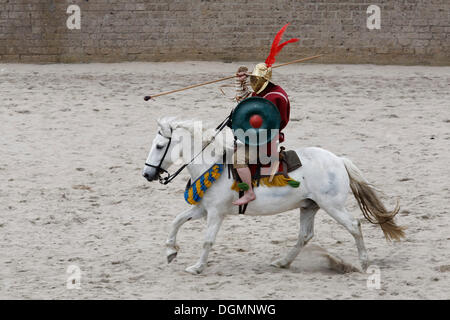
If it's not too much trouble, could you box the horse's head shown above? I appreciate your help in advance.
[142,117,182,182]
[143,117,234,183]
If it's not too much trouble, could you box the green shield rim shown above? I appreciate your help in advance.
[231,97,281,146]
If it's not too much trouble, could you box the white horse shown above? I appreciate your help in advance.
[143,117,404,275]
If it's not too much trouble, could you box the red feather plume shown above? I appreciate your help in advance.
[265,23,299,68]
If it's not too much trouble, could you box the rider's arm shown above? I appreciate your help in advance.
[235,66,250,102]
[263,91,290,131]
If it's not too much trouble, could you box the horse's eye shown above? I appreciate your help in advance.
[156,144,165,150]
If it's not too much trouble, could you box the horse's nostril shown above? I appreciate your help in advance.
[143,172,149,179]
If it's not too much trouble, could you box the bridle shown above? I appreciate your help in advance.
[144,114,231,185]
[144,130,178,185]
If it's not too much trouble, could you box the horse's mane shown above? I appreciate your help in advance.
[157,116,234,151]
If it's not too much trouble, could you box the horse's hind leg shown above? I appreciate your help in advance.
[166,206,206,263]
[271,200,319,268]
[322,205,369,271]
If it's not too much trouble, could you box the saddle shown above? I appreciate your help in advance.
[230,147,302,214]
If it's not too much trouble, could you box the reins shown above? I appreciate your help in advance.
[145,112,232,185]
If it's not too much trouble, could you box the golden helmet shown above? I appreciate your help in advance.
[249,23,299,94]
[250,63,272,94]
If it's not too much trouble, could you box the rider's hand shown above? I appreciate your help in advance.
[236,66,248,83]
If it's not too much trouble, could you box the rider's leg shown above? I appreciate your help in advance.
[233,143,256,205]
[232,166,256,206]
[260,134,279,176]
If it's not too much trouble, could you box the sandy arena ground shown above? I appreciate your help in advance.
[0,62,449,299]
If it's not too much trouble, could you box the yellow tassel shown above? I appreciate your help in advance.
[211,171,220,180]
[205,172,214,188]
[231,175,296,192]
[184,164,224,205]
[195,179,204,199]
[187,186,196,204]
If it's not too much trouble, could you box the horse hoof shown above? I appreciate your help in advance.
[185,264,204,275]
[166,246,178,264]
[271,258,290,269]
[167,252,178,264]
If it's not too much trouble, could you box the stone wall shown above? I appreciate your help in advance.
[0,0,449,64]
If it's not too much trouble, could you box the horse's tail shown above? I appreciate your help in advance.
[342,157,405,241]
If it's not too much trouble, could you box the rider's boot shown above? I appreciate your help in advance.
[232,166,256,206]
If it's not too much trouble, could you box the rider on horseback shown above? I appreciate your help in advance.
[232,24,298,206]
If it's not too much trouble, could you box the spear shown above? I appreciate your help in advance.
[143,54,323,101]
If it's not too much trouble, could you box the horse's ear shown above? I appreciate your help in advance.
[156,117,165,130]
[157,117,176,137]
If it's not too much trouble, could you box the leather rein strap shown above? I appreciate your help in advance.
[145,113,232,185]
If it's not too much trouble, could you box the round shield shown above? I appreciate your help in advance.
[231,97,281,146]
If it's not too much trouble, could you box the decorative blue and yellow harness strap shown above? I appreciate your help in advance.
[184,164,224,205]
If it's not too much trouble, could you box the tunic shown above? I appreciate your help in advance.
[252,82,290,142]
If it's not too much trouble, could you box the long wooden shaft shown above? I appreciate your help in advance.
[145,74,237,100]
[144,54,323,101]
[271,54,323,69]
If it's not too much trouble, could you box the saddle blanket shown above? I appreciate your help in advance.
[183,150,302,205]
[231,149,302,191]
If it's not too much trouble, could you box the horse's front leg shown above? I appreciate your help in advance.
[185,210,224,275]
[166,206,206,263]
